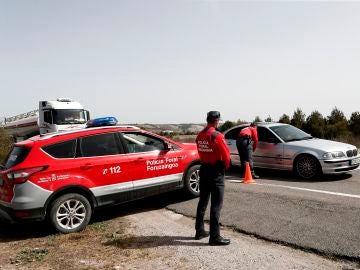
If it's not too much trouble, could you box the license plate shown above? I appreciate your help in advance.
[350,158,360,166]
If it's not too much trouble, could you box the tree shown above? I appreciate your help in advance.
[325,107,349,139]
[349,111,360,136]
[236,119,247,125]
[254,116,262,123]
[219,120,236,132]
[0,128,13,164]
[290,108,306,129]
[264,115,272,122]
[304,111,325,138]
[279,114,291,124]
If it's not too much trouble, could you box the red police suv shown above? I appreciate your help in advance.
[0,118,200,233]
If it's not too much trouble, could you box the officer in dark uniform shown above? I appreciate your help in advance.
[194,111,231,246]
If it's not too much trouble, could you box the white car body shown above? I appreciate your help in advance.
[224,122,360,179]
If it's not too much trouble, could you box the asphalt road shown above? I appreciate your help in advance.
[167,167,360,261]
[0,166,358,265]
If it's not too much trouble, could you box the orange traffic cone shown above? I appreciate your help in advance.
[243,162,256,184]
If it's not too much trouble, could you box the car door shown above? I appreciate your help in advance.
[119,131,185,199]
[76,132,134,205]
[224,126,246,166]
[255,126,284,169]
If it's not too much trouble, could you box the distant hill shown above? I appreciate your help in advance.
[129,123,205,134]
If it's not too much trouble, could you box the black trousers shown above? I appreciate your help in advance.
[195,163,225,239]
[236,137,254,171]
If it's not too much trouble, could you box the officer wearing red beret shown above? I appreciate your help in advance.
[194,111,231,246]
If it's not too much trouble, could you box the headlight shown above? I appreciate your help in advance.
[322,151,345,159]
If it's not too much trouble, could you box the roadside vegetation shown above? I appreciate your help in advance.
[219,107,360,148]
[0,127,12,164]
[1,107,359,165]
[0,216,140,269]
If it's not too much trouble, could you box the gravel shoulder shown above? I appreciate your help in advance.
[0,208,359,270]
[123,209,359,270]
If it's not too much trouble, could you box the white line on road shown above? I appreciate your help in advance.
[228,180,244,183]
[255,183,360,199]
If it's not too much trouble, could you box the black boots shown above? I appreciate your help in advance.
[195,230,210,240]
[251,171,260,179]
[196,231,231,246]
[209,236,231,246]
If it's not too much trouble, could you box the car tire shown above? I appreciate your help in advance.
[184,164,200,197]
[49,193,92,233]
[295,155,320,179]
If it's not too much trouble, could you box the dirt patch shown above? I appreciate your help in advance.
[0,208,359,270]
[0,218,156,270]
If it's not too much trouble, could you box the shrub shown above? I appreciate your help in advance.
[349,111,360,136]
[0,128,12,164]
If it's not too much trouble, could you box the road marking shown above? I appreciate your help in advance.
[255,183,360,199]
[228,180,243,183]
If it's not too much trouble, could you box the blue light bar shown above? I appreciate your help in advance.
[86,117,118,128]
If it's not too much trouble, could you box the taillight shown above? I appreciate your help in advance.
[6,166,47,184]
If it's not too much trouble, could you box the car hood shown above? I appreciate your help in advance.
[288,138,356,152]
[181,142,197,151]
[179,142,200,159]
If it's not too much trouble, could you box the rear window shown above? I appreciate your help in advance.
[224,127,246,140]
[42,140,77,159]
[5,146,31,168]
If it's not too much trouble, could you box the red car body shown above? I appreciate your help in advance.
[0,125,200,233]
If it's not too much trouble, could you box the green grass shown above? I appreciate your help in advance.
[10,248,49,265]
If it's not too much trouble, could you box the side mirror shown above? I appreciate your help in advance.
[86,110,90,121]
[165,142,173,151]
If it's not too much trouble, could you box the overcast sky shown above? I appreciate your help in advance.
[1,0,359,124]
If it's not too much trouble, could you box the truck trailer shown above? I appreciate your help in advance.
[1,98,90,141]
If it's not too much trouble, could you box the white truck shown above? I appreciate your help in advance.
[1,98,90,141]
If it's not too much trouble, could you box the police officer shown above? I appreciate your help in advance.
[195,111,231,246]
[236,122,259,179]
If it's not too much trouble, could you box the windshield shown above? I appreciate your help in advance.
[269,125,312,142]
[52,109,87,125]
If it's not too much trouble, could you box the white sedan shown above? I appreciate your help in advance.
[224,122,360,179]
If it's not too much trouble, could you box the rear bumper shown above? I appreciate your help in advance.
[0,204,12,221]
[0,202,45,222]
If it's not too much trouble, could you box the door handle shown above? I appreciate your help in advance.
[80,163,93,170]
[177,155,186,160]
[135,158,144,163]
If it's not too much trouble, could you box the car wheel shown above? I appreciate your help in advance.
[185,164,200,197]
[295,155,319,179]
[49,193,92,233]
